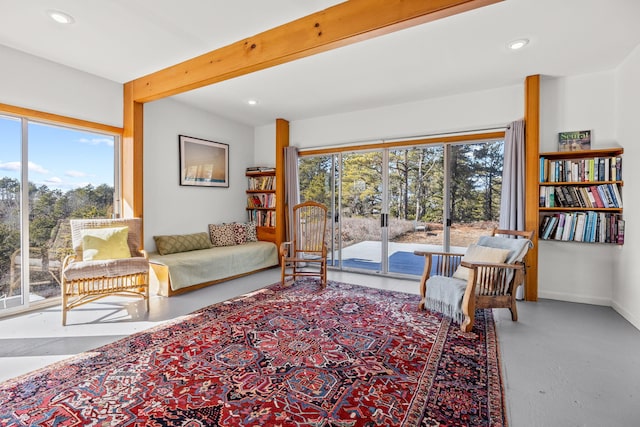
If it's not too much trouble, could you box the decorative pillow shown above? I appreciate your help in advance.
[452,244,511,281]
[245,221,258,242]
[81,226,131,261]
[208,223,237,247]
[233,223,247,245]
[154,232,213,255]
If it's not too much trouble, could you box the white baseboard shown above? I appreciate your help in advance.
[611,301,640,331]
[538,290,611,306]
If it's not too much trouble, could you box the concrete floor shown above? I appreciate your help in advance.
[0,268,638,426]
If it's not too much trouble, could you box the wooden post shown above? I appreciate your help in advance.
[524,74,540,301]
[275,119,289,251]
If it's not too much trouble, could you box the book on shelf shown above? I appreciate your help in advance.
[247,209,276,227]
[558,130,591,152]
[539,211,624,244]
[617,219,625,244]
[246,166,276,173]
[540,156,622,183]
[539,184,622,209]
[247,175,276,191]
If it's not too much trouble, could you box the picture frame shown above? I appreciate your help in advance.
[179,135,229,187]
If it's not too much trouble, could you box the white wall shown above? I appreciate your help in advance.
[256,84,523,157]
[538,71,620,305]
[613,45,640,329]
[254,123,277,167]
[290,85,523,148]
[143,98,254,251]
[0,45,122,127]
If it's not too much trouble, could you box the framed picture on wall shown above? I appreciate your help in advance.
[179,135,229,187]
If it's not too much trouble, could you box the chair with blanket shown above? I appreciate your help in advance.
[61,218,149,325]
[414,228,534,332]
[280,201,329,287]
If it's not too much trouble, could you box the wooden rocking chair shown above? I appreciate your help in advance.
[414,228,534,332]
[280,201,329,287]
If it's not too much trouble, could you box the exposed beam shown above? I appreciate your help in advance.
[129,0,502,103]
[524,74,540,301]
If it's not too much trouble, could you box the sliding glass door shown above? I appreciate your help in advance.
[0,115,118,314]
[387,145,445,275]
[298,137,503,277]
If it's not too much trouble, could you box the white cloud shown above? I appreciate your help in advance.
[66,170,89,177]
[78,137,114,147]
[0,161,20,171]
[0,161,48,174]
[28,161,49,174]
[45,177,63,184]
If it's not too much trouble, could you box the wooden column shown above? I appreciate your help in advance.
[123,82,144,220]
[524,74,540,301]
[275,119,289,250]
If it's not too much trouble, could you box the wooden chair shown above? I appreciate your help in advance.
[61,218,149,325]
[414,228,534,332]
[280,201,329,287]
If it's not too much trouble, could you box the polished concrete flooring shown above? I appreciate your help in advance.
[0,268,638,426]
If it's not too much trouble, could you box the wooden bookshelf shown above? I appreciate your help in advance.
[538,148,624,244]
[246,169,277,243]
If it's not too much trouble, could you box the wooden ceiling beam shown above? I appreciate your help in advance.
[129,0,502,103]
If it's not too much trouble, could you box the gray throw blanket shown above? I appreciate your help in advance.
[424,275,468,325]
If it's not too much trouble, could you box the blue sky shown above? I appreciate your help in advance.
[0,115,114,191]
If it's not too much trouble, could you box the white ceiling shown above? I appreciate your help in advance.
[1,0,639,127]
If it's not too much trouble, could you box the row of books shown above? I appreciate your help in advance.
[248,210,276,227]
[539,184,622,209]
[246,166,275,173]
[247,194,276,209]
[247,175,276,191]
[540,156,622,183]
[539,212,624,244]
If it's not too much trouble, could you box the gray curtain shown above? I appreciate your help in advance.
[499,119,526,231]
[284,146,300,242]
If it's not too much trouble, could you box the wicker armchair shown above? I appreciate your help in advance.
[280,201,329,287]
[61,218,149,325]
[414,228,533,332]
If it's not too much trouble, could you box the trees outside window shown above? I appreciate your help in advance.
[0,115,117,311]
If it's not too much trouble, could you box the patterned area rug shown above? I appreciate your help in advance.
[0,280,507,426]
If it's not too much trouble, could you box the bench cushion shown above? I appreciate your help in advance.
[149,241,278,291]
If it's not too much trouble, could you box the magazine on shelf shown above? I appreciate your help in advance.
[558,130,591,151]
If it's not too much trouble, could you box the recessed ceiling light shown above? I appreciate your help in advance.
[507,39,529,51]
[47,10,75,25]
[247,99,258,106]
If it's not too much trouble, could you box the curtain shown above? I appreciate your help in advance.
[499,119,526,231]
[284,146,300,242]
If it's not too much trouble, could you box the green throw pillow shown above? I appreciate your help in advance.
[154,232,213,255]
[81,226,132,261]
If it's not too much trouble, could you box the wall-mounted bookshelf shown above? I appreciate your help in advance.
[538,148,624,244]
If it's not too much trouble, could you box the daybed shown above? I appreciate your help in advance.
[148,223,278,296]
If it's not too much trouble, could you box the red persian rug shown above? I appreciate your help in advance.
[0,280,507,426]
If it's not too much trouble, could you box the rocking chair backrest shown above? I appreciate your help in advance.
[292,201,328,256]
[474,228,534,297]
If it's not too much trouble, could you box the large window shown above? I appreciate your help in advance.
[0,113,119,313]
